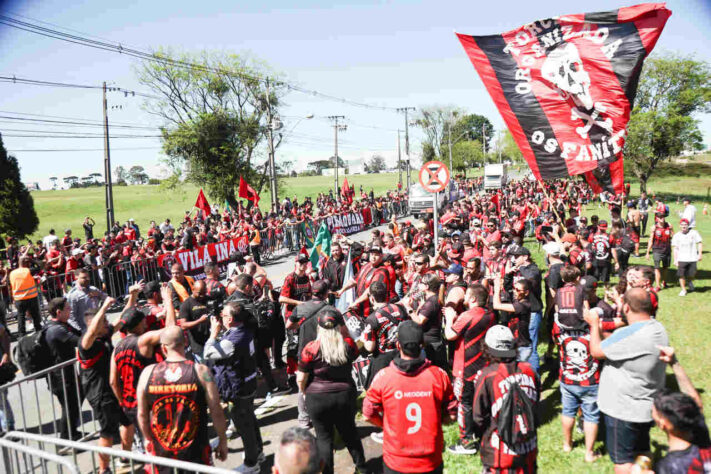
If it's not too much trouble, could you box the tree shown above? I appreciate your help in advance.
[500,130,523,163]
[49,176,58,190]
[63,176,79,188]
[307,160,334,174]
[414,105,462,160]
[451,140,485,173]
[114,166,129,184]
[129,165,149,185]
[137,49,286,209]
[0,135,39,238]
[445,114,494,151]
[81,176,93,186]
[624,53,710,192]
[367,155,387,173]
[89,172,103,184]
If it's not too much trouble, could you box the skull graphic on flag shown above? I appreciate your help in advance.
[456,3,672,194]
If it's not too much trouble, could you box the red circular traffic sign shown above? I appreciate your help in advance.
[419,161,450,193]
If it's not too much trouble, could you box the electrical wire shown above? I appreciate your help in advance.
[6,146,162,152]
[0,13,401,112]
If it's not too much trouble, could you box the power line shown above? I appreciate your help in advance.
[7,146,161,152]
[0,75,161,99]
[0,13,401,112]
[0,109,160,128]
[1,134,161,139]
[0,115,160,130]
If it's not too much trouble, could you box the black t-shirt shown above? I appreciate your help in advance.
[418,295,442,345]
[179,296,210,353]
[292,300,331,355]
[77,330,114,403]
[83,222,94,240]
[656,444,711,474]
[545,263,564,292]
[45,321,81,388]
[500,300,532,347]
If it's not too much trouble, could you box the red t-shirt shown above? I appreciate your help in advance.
[451,307,495,381]
[364,360,456,473]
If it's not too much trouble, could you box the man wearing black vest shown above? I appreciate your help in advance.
[204,300,264,473]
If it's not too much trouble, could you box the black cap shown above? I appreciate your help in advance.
[122,308,146,331]
[512,246,531,257]
[317,308,343,329]
[368,245,383,254]
[296,253,310,264]
[398,320,423,357]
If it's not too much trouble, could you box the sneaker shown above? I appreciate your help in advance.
[370,432,383,444]
[688,281,695,291]
[268,385,291,396]
[225,421,238,439]
[233,462,260,474]
[679,289,687,296]
[447,439,479,455]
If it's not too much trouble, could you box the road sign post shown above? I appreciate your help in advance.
[419,161,450,252]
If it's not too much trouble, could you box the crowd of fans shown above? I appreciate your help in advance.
[0,175,707,474]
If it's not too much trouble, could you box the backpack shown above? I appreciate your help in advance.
[664,204,670,217]
[496,363,537,447]
[254,299,275,330]
[13,325,53,376]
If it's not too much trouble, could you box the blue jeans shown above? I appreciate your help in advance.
[561,383,600,423]
[528,311,542,373]
[517,345,532,363]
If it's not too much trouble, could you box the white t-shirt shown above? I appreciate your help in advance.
[671,229,702,262]
[681,204,697,228]
[42,234,59,250]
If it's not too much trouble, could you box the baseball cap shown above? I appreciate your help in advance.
[122,307,146,331]
[485,325,516,358]
[598,220,608,229]
[680,218,690,225]
[368,244,383,254]
[317,309,341,329]
[472,218,481,227]
[511,246,531,257]
[580,275,598,292]
[398,320,423,357]
[296,253,310,264]
[71,248,83,256]
[542,241,562,256]
[442,263,464,277]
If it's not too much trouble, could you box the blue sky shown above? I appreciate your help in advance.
[0,0,709,189]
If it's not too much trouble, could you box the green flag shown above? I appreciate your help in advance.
[224,199,231,212]
[309,223,331,270]
[302,219,317,248]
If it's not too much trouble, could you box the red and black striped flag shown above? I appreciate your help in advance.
[456,3,671,194]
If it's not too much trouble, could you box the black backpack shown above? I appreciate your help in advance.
[496,363,537,447]
[13,324,53,376]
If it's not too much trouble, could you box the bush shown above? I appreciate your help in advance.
[148,178,161,185]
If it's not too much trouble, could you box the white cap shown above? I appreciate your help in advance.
[71,248,83,256]
[543,241,562,256]
[484,325,516,358]
[129,218,135,221]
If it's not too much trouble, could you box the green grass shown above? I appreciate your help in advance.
[27,172,408,241]
[442,174,711,473]
[27,165,711,473]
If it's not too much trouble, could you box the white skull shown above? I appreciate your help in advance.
[541,43,593,110]
[566,340,588,368]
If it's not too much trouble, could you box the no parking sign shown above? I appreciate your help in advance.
[419,161,450,193]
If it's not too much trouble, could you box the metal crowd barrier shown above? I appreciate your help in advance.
[104,258,161,299]
[0,435,79,474]
[3,431,236,474]
[0,359,99,450]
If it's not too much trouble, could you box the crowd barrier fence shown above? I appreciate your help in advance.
[0,435,79,474]
[3,431,236,474]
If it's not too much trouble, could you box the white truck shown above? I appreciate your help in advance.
[484,163,507,190]
[408,182,447,219]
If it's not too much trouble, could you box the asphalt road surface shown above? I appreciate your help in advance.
[1,216,406,473]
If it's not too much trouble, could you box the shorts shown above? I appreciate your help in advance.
[653,252,670,269]
[603,413,653,465]
[560,383,600,424]
[677,261,697,278]
[90,394,131,439]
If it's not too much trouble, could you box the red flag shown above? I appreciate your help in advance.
[341,177,353,204]
[238,176,260,206]
[491,193,500,214]
[194,188,211,216]
[456,3,671,195]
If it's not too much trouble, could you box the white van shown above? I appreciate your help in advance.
[484,164,507,190]
[408,183,446,219]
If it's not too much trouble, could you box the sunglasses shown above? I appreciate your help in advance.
[415,261,427,265]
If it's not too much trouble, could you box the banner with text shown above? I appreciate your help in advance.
[325,211,365,236]
[157,236,249,277]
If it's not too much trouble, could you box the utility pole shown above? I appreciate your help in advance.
[498,129,502,163]
[447,119,453,180]
[328,116,346,200]
[102,82,115,233]
[397,129,402,188]
[265,79,278,211]
[397,107,415,194]
[482,123,487,163]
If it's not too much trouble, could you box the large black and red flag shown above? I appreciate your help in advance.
[456,3,671,194]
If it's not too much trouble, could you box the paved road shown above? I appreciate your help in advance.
[1,217,406,473]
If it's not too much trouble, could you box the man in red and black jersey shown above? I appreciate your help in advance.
[110,300,171,454]
[280,253,313,380]
[362,281,409,388]
[552,265,602,462]
[444,284,495,454]
[482,241,506,302]
[626,265,659,317]
[590,220,613,283]
[472,325,540,473]
[646,213,674,291]
[339,245,392,318]
[363,321,457,474]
